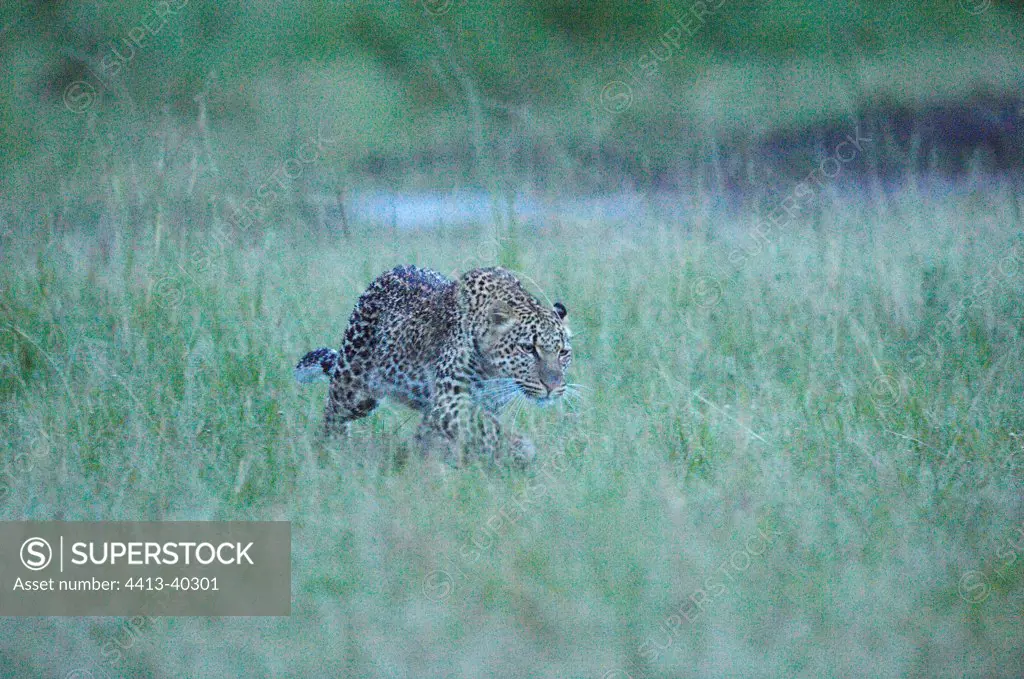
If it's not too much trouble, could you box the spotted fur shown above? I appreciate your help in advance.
[296,265,572,465]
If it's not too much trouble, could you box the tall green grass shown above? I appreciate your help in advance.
[5,0,1024,204]
[0,183,1022,676]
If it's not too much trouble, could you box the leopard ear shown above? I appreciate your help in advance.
[553,302,567,320]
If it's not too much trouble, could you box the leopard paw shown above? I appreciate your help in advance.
[509,435,536,468]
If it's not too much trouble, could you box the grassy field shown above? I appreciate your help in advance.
[1,182,1023,677]
[5,0,1024,204]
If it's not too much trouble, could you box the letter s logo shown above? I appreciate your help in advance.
[21,537,52,571]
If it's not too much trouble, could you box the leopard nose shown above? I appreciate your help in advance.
[540,371,564,394]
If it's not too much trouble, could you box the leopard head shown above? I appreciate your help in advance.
[463,268,573,403]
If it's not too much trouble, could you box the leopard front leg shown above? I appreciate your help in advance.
[415,408,459,466]
[507,434,536,468]
[417,386,506,466]
[418,388,531,467]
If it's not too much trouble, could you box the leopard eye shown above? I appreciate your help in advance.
[559,347,571,358]
[518,343,535,355]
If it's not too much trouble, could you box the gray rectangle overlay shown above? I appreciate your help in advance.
[0,522,290,616]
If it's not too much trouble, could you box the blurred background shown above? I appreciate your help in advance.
[2,0,1023,232]
[2,3,1024,677]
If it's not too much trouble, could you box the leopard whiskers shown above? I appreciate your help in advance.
[559,390,583,414]
[475,378,519,397]
[473,378,522,409]
[510,392,528,428]
[562,383,587,405]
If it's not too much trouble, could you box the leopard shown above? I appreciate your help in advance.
[294,265,572,466]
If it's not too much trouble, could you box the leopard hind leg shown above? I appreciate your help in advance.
[323,366,379,438]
